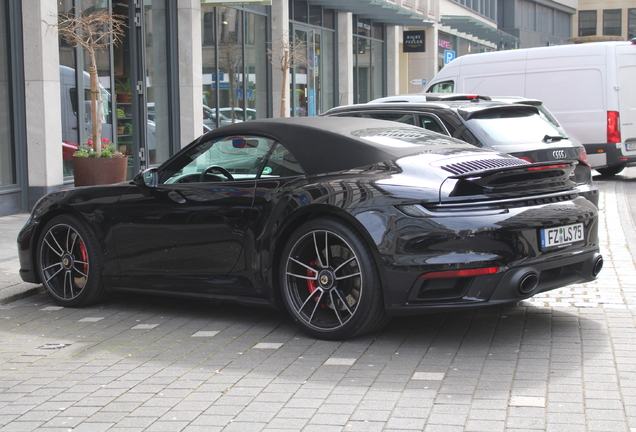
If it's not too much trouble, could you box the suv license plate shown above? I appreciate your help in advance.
[540,223,584,248]
[626,142,636,151]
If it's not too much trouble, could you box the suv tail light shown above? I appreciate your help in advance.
[608,111,621,143]
[578,150,590,167]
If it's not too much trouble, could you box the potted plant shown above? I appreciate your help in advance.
[72,138,128,187]
[115,78,131,103]
[116,108,126,134]
[57,8,128,185]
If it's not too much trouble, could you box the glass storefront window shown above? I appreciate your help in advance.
[80,0,113,149]
[144,2,171,166]
[219,8,243,123]
[58,0,79,177]
[322,30,335,113]
[246,12,268,121]
[371,40,383,101]
[290,3,336,116]
[0,0,15,187]
[58,1,117,177]
[202,6,269,128]
[353,17,385,104]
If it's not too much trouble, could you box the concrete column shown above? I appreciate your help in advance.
[407,26,438,93]
[271,0,289,117]
[386,26,400,97]
[178,0,202,147]
[23,1,62,190]
[338,12,353,106]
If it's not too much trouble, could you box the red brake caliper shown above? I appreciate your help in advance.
[306,260,318,299]
[78,240,88,274]
[306,261,327,308]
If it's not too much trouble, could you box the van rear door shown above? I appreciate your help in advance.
[616,44,636,154]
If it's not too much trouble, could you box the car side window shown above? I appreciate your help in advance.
[361,113,415,125]
[418,115,447,134]
[162,135,275,184]
[428,81,454,93]
[261,143,305,178]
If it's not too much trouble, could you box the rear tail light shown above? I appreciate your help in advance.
[578,150,590,167]
[517,156,534,163]
[527,164,569,171]
[607,111,621,143]
[419,267,500,279]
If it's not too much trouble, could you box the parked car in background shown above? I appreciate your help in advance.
[219,107,257,122]
[324,95,598,207]
[18,117,602,340]
[424,41,636,176]
[203,105,237,130]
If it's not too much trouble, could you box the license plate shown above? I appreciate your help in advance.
[627,142,636,151]
[540,223,584,248]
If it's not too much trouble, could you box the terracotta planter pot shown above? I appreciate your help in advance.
[72,156,129,187]
[116,93,132,103]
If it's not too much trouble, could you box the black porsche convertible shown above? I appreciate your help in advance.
[17,117,602,340]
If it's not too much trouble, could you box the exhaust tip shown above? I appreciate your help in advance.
[518,272,539,294]
[592,255,604,278]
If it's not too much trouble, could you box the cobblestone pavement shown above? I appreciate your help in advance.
[0,172,635,432]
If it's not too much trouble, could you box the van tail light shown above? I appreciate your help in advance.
[578,150,590,167]
[517,156,534,163]
[607,111,621,143]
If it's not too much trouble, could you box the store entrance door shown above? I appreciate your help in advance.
[292,27,321,116]
[113,0,176,177]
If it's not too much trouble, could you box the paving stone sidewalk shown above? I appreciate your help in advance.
[0,173,634,432]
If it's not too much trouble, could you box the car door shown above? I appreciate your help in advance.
[110,135,276,295]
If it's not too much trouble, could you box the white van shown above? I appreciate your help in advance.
[59,65,113,145]
[424,41,636,175]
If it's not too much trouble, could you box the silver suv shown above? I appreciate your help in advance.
[323,94,598,207]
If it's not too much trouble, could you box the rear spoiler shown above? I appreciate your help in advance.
[439,160,577,204]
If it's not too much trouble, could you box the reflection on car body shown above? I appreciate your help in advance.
[18,117,602,340]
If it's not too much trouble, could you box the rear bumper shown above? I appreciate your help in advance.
[584,142,636,169]
[385,250,602,316]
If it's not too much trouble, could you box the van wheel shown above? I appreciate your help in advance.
[596,165,624,176]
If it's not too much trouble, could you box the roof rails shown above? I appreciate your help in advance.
[369,93,492,104]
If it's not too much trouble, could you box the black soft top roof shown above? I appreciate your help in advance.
[202,116,476,175]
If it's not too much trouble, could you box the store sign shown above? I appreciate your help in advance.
[201,0,272,5]
[439,40,452,49]
[403,30,426,53]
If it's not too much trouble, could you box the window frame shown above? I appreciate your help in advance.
[578,10,597,37]
[603,9,621,37]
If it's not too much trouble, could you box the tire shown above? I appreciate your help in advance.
[37,214,108,307]
[596,165,624,176]
[280,218,389,340]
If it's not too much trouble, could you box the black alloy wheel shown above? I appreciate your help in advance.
[37,214,107,307]
[281,218,389,340]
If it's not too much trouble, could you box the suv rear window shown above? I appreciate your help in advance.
[361,113,415,125]
[466,108,567,146]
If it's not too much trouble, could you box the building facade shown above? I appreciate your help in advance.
[1,0,524,217]
[573,0,636,41]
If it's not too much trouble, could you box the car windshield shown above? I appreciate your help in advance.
[466,108,567,145]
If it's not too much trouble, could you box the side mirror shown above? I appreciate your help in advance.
[134,168,158,188]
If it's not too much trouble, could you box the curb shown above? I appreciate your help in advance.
[0,285,45,305]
